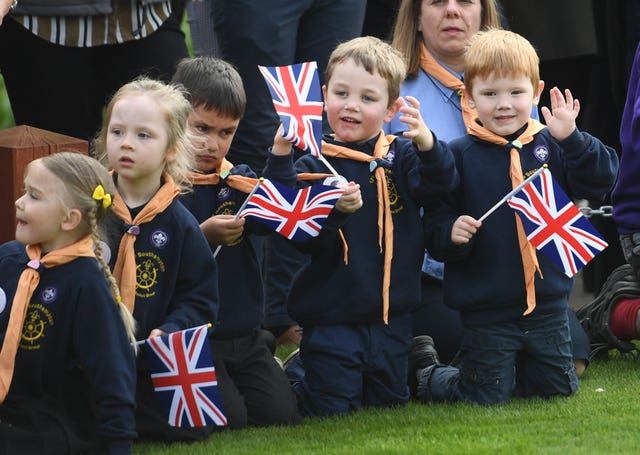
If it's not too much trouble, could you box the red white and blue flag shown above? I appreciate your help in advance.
[507,168,608,277]
[239,179,344,242]
[258,61,323,158]
[144,325,227,428]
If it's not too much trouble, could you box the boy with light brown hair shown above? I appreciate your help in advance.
[266,36,458,416]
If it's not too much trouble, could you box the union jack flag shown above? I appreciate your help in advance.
[507,168,608,277]
[144,325,227,427]
[239,179,344,242]
[258,61,324,158]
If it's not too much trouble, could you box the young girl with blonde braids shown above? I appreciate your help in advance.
[95,77,220,441]
[0,151,137,454]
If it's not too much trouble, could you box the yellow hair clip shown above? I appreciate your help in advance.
[92,185,112,209]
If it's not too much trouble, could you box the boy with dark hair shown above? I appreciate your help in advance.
[173,56,301,428]
[416,29,618,405]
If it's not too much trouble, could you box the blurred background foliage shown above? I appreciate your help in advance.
[0,75,15,130]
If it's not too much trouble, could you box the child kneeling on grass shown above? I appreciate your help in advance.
[266,36,458,417]
[173,56,302,428]
[416,29,618,405]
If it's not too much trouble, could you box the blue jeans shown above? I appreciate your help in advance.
[416,310,579,405]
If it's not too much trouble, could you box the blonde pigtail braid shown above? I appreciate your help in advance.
[88,209,138,353]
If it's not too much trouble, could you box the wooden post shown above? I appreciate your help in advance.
[0,125,88,244]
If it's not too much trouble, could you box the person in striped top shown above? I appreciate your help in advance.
[0,0,188,141]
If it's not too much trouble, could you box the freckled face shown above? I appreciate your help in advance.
[188,106,240,173]
[467,73,540,136]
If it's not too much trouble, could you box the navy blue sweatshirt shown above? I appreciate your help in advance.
[263,133,458,326]
[180,164,269,339]
[0,240,137,454]
[105,198,219,338]
[424,128,618,327]
[104,192,220,424]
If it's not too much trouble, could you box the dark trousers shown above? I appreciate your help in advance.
[213,0,366,173]
[211,329,302,428]
[0,15,188,141]
[416,311,579,405]
[286,314,412,417]
[414,275,592,364]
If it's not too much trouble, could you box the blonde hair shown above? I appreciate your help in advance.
[391,0,501,78]
[37,151,137,348]
[93,77,196,192]
[325,36,406,106]
[464,28,540,95]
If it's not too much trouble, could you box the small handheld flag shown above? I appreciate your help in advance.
[258,61,324,158]
[144,324,227,427]
[507,168,608,277]
[239,179,344,242]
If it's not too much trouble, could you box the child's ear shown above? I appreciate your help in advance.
[463,86,475,109]
[61,208,82,232]
[533,80,545,106]
[384,97,402,123]
[322,85,328,111]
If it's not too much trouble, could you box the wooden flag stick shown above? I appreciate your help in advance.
[478,165,547,222]
[213,177,264,258]
[134,322,213,347]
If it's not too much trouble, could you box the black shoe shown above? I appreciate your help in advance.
[575,264,640,358]
[408,335,439,397]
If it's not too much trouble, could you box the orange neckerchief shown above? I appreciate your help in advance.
[0,236,95,403]
[419,42,475,130]
[468,118,546,315]
[111,172,180,313]
[190,158,257,193]
[190,158,333,193]
[321,131,396,324]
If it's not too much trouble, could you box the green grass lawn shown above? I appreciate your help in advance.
[134,352,640,455]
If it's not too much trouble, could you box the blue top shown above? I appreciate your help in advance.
[0,240,137,454]
[424,127,618,327]
[385,68,467,142]
[613,41,640,234]
[264,133,458,326]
